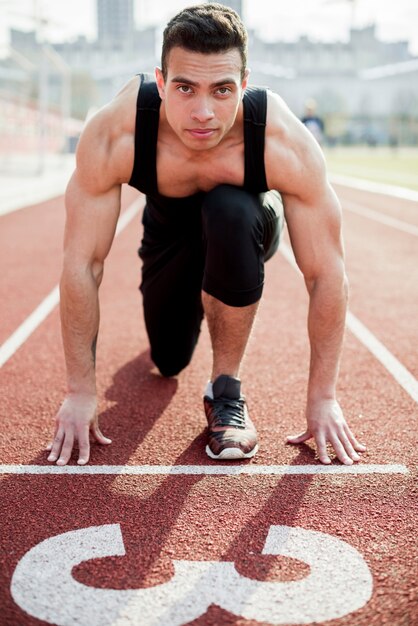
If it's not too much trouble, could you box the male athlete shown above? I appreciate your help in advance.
[47,4,366,466]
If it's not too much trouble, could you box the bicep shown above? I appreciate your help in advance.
[265,92,346,284]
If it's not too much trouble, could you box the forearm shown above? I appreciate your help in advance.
[306,270,348,402]
[60,265,101,395]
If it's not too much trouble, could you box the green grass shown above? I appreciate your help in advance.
[322,147,418,191]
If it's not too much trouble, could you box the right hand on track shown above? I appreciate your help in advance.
[46,394,112,466]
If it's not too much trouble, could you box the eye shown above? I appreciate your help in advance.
[216,87,231,95]
[177,85,193,94]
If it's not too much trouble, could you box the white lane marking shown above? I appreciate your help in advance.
[343,200,418,236]
[330,173,418,203]
[346,312,418,404]
[0,198,142,369]
[0,464,409,475]
[11,524,372,625]
[115,199,141,236]
[0,286,60,368]
[280,242,418,404]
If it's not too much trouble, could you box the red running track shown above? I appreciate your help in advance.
[0,183,417,626]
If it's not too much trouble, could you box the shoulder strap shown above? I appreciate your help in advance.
[243,87,268,192]
[128,73,161,195]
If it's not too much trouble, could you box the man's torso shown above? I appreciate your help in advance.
[93,74,312,204]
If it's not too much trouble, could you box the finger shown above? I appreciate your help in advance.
[46,419,60,453]
[47,426,65,462]
[56,428,75,466]
[315,433,332,465]
[344,425,367,452]
[77,424,91,466]
[329,434,353,466]
[336,428,361,462]
[91,423,112,446]
[286,430,311,445]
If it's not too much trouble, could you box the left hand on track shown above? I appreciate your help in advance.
[286,399,367,465]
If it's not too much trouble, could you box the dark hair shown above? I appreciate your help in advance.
[161,3,248,80]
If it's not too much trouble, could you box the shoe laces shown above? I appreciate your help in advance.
[210,396,246,429]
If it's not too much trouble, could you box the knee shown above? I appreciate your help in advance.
[202,185,258,233]
[152,352,191,378]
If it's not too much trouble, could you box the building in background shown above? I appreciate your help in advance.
[97,0,135,50]
[248,24,418,145]
[1,3,417,146]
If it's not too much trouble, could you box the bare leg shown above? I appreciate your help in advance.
[202,291,259,381]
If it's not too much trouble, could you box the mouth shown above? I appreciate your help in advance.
[187,128,217,138]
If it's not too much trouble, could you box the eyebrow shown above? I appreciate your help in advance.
[170,76,237,87]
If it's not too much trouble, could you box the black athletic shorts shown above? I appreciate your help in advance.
[138,184,284,376]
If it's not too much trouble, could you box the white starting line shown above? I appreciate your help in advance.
[0,463,409,475]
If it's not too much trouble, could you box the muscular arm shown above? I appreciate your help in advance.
[60,173,121,396]
[47,102,129,466]
[285,184,366,464]
[284,180,347,402]
[265,93,366,464]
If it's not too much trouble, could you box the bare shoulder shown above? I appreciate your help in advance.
[264,90,328,201]
[74,76,140,195]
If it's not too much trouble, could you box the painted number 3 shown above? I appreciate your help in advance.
[11,524,372,625]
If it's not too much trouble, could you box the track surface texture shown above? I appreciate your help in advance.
[0,180,417,626]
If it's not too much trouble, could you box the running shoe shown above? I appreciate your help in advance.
[204,374,258,460]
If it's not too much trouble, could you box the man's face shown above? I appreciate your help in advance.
[155,46,249,151]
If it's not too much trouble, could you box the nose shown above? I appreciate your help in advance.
[191,97,215,123]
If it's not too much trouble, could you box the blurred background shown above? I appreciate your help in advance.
[1,0,417,177]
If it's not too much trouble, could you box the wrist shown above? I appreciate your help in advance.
[307,385,337,405]
[307,367,338,405]
[67,378,97,397]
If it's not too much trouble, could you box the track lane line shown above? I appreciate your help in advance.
[280,242,418,404]
[0,286,60,368]
[0,464,409,475]
[343,200,418,236]
[346,312,418,403]
[0,198,142,369]
[330,173,418,202]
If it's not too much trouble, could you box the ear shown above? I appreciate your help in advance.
[155,67,166,99]
[241,68,250,98]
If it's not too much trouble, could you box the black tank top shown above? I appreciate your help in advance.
[128,73,269,205]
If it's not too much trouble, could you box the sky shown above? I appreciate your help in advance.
[1,0,418,56]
